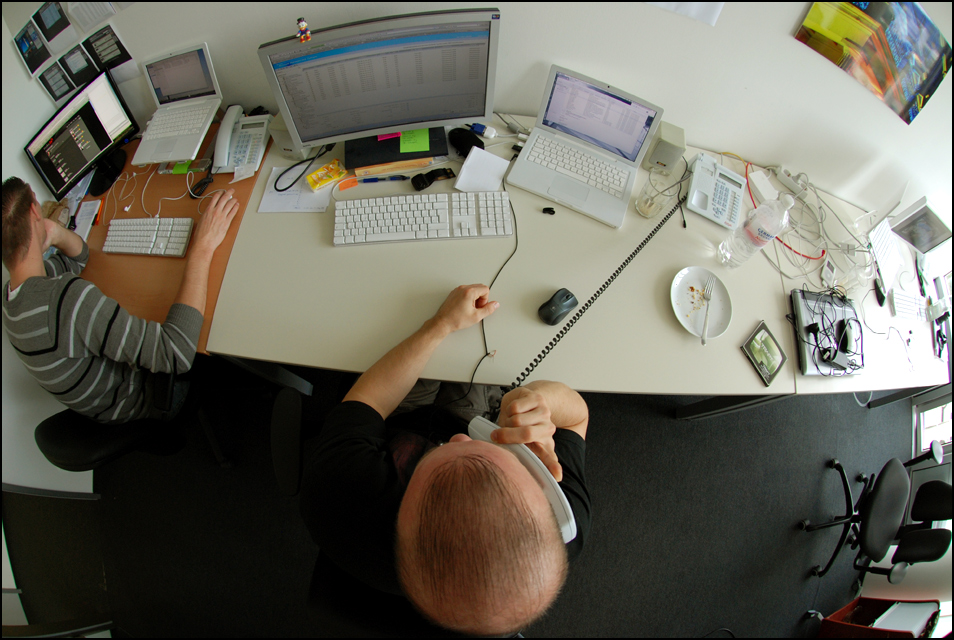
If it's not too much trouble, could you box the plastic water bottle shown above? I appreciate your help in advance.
[718,194,795,267]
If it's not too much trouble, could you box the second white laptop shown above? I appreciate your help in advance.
[132,43,222,166]
[506,65,663,228]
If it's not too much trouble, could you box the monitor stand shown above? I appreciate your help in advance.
[88,148,127,197]
[343,127,449,170]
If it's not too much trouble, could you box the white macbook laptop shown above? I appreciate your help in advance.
[506,65,663,228]
[132,43,222,166]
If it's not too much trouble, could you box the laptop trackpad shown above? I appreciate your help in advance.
[155,139,176,157]
[548,177,588,205]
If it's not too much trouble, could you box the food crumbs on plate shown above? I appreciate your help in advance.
[688,285,706,312]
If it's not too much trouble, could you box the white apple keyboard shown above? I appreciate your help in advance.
[103,217,194,257]
[333,192,512,246]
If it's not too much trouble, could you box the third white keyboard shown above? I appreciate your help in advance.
[333,192,512,246]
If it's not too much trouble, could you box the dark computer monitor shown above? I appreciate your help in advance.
[24,70,139,201]
[257,8,501,154]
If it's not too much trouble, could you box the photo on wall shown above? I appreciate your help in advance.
[795,2,952,124]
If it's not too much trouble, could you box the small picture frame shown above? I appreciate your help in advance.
[741,321,787,387]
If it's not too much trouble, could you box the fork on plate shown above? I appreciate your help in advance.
[701,276,714,346]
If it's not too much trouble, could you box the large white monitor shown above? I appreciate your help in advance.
[258,8,501,153]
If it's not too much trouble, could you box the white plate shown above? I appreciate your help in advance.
[670,267,732,339]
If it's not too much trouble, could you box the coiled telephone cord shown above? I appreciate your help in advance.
[510,194,687,389]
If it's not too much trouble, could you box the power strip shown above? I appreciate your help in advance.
[748,170,778,204]
[776,167,809,201]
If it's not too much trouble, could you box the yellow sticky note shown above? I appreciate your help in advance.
[400,129,429,153]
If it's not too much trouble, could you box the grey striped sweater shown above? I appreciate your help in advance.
[2,243,203,424]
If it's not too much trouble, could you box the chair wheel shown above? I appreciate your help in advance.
[856,473,867,483]
[828,458,840,469]
[798,519,810,530]
[810,565,822,577]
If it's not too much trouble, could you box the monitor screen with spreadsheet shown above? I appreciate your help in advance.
[24,70,139,201]
[258,8,501,152]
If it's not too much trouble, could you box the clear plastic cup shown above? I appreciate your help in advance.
[635,168,680,218]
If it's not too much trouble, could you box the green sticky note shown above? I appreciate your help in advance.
[400,129,429,153]
[171,161,191,174]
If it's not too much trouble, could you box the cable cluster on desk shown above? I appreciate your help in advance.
[704,150,876,291]
[785,285,866,376]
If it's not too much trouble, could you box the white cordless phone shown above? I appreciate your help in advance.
[213,105,272,174]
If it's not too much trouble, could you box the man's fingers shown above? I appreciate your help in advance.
[491,422,552,445]
[525,442,563,482]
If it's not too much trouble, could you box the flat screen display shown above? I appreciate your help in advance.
[259,9,500,150]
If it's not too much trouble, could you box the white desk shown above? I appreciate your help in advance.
[770,189,950,395]
[208,128,793,397]
[207,117,946,402]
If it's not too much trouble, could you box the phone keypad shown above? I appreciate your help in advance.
[712,181,741,228]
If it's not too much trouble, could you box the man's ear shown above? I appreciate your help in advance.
[29,200,43,221]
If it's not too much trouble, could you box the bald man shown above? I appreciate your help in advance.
[299,284,591,636]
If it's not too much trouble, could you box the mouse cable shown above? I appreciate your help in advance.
[510,194,686,390]
[437,199,521,411]
[274,144,334,192]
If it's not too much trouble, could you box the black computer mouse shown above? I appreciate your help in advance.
[448,128,484,157]
[538,288,578,325]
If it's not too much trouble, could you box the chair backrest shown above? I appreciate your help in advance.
[858,458,911,562]
[34,409,170,472]
[892,528,953,565]
[307,550,458,637]
[910,481,953,523]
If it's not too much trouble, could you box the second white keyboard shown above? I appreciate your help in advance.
[333,192,512,246]
[103,217,194,257]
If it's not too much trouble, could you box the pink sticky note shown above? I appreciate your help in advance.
[378,132,401,141]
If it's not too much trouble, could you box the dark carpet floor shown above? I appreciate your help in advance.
[3,356,913,637]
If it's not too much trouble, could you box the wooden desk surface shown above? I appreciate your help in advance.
[79,123,260,354]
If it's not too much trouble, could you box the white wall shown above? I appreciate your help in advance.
[2,13,92,494]
[3,2,952,215]
[2,2,952,491]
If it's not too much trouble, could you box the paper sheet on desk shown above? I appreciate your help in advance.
[258,167,332,213]
[74,200,101,241]
[454,147,509,193]
[869,218,904,288]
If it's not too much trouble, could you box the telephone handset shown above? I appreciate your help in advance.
[468,416,577,543]
[213,105,272,174]
[685,152,746,230]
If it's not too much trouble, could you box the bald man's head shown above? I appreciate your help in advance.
[396,437,568,636]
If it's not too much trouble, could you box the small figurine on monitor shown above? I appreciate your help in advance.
[296,18,311,43]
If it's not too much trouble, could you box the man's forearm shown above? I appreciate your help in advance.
[52,225,85,259]
[524,380,589,439]
[173,248,213,314]
[343,317,451,418]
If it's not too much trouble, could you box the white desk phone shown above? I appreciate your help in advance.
[685,152,747,230]
[213,105,272,174]
[468,416,577,543]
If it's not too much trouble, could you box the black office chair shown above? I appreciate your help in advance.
[34,410,183,472]
[307,549,460,638]
[798,457,910,578]
[854,527,953,584]
[897,480,953,539]
[34,371,226,472]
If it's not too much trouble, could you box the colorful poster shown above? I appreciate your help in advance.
[796,2,952,124]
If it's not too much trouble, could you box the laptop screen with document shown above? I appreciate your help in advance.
[541,71,658,163]
[146,48,217,105]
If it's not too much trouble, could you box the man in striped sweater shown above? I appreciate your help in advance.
[2,176,239,424]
